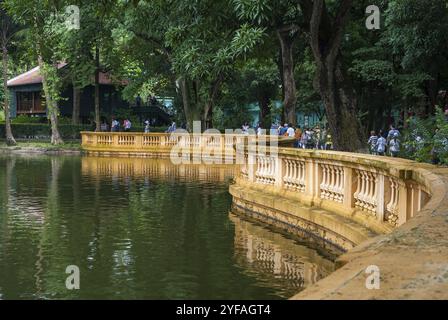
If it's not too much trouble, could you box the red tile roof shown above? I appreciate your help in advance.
[7,63,125,87]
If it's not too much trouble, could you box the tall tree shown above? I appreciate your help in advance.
[233,0,305,126]
[62,0,121,130]
[385,0,448,115]
[126,0,264,131]
[0,2,17,145]
[300,0,362,151]
[5,0,65,144]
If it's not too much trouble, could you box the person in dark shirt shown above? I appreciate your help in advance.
[135,94,142,107]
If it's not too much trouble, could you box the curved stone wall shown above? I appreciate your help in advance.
[230,147,448,299]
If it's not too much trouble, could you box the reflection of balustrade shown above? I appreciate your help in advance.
[230,214,334,294]
[236,147,432,229]
[81,156,236,183]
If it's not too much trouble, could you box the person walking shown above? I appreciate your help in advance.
[367,131,378,155]
[279,123,288,136]
[144,120,151,133]
[387,125,400,143]
[166,121,177,133]
[294,126,302,148]
[387,125,400,157]
[242,122,250,135]
[300,128,311,149]
[389,136,400,157]
[325,133,333,150]
[123,119,132,132]
[376,130,387,156]
[286,124,295,138]
[111,118,120,132]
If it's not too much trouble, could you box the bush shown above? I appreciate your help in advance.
[0,123,91,140]
[12,115,47,124]
[0,123,170,140]
[402,107,448,165]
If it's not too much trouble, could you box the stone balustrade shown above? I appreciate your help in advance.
[81,131,292,159]
[230,147,435,250]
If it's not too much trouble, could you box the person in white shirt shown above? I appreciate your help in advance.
[286,125,295,137]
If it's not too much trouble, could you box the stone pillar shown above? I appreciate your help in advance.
[376,174,385,222]
[397,182,408,226]
[113,133,119,147]
[92,133,98,147]
[275,156,284,187]
[248,151,256,183]
[134,134,143,149]
[343,167,355,209]
[305,160,320,199]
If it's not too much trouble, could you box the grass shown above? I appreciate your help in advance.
[0,140,81,150]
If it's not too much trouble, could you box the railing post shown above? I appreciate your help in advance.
[343,167,355,209]
[305,160,320,198]
[113,133,119,147]
[248,150,256,183]
[81,132,87,145]
[397,182,408,226]
[135,134,143,149]
[93,133,98,147]
[376,174,385,221]
[275,155,284,188]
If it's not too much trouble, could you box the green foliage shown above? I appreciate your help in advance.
[433,107,448,165]
[12,115,47,123]
[402,107,448,165]
[0,123,91,139]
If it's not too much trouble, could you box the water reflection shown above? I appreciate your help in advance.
[81,156,236,183]
[0,155,334,300]
[230,214,335,297]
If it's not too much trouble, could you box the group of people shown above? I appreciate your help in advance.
[271,123,334,150]
[103,117,402,158]
[241,122,334,150]
[368,125,401,157]
[108,118,132,132]
[98,118,176,133]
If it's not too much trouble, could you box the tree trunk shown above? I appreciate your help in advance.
[179,77,201,132]
[72,86,81,125]
[308,0,362,151]
[277,28,297,126]
[37,56,63,145]
[316,61,362,151]
[94,46,100,132]
[202,75,223,130]
[259,94,271,129]
[2,44,16,145]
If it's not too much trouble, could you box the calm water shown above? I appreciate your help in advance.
[0,155,335,300]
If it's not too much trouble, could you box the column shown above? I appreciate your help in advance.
[343,167,355,209]
[397,182,408,226]
[376,174,385,221]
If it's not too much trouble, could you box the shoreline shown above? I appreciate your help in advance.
[0,146,82,155]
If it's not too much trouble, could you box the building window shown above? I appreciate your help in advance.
[16,91,46,114]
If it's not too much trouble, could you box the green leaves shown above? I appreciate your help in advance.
[230,24,265,56]
[232,0,272,25]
